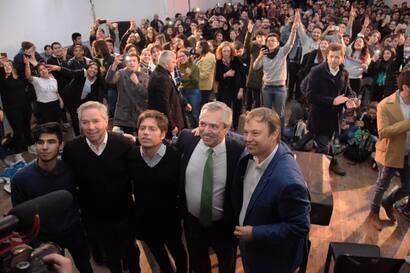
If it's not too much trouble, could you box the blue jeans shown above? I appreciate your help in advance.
[261,85,287,128]
[182,88,201,127]
[106,89,117,118]
[370,158,410,214]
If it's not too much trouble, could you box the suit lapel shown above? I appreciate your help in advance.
[244,144,283,223]
[386,92,404,122]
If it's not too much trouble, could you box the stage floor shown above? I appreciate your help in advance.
[1,151,409,273]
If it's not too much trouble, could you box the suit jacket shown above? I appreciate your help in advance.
[148,65,187,133]
[307,62,354,136]
[177,129,244,238]
[232,142,311,273]
[375,91,410,168]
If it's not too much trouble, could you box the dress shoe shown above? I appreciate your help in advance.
[368,211,382,231]
[330,159,346,176]
[382,199,396,222]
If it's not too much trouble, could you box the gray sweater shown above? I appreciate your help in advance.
[253,30,297,86]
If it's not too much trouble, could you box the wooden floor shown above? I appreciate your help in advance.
[1,151,410,273]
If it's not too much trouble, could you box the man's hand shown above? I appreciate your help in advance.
[184,67,192,76]
[333,95,349,106]
[43,254,73,273]
[224,69,235,78]
[122,133,137,143]
[130,73,140,85]
[237,88,244,100]
[234,225,253,241]
[247,20,254,33]
[0,110,4,122]
[185,103,192,112]
[346,98,360,109]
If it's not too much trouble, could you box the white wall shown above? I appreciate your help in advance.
[0,0,92,57]
[0,0,239,57]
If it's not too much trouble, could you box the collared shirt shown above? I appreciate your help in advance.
[239,144,279,226]
[397,91,410,154]
[31,76,59,103]
[185,138,227,221]
[86,132,108,156]
[329,65,340,76]
[140,143,167,167]
[81,72,96,100]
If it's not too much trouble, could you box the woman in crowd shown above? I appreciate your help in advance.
[177,48,200,127]
[150,45,162,67]
[0,61,33,161]
[46,62,103,135]
[24,60,63,124]
[344,36,371,95]
[146,27,157,44]
[194,40,216,107]
[215,41,245,130]
[139,48,156,76]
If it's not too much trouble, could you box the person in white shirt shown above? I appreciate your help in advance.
[24,58,63,124]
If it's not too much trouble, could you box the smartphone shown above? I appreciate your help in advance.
[24,53,31,58]
[0,52,7,58]
[98,19,107,24]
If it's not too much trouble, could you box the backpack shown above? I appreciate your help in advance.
[343,128,375,162]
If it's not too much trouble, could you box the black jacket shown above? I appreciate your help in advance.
[148,65,187,133]
[307,62,354,136]
[177,129,245,241]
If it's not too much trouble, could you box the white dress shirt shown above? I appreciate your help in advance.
[239,144,278,226]
[398,91,410,155]
[86,132,108,156]
[185,138,227,221]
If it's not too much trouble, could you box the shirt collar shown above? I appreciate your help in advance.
[140,143,166,158]
[253,144,279,171]
[398,91,410,107]
[86,131,108,150]
[199,138,226,155]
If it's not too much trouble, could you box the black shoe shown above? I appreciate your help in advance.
[330,159,346,176]
[382,199,396,222]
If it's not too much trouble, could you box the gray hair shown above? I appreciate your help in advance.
[200,101,232,128]
[158,50,175,68]
[77,101,108,121]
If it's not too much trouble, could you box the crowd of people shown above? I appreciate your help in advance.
[1,0,410,272]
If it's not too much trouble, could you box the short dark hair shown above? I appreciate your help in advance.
[245,107,281,136]
[233,41,244,50]
[137,110,169,133]
[43,45,51,51]
[197,40,210,55]
[51,42,61,49]
[21,41,34,50]
[398,70,410,91]
[32,122,63,143]
[266,33,280,42]
[255,29,267,37]
[72,32,81,41]
[328,43,345,56]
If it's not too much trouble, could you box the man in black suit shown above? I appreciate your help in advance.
[63,101,140,273]
[177,101,244,273]
[148,50,187,137]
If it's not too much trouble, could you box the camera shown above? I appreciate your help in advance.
[98,19,107,24]
[0,191,72,273]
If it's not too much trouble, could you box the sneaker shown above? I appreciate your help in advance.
[382,199,396,222]
[368,211,383,231]
[330,159,346,176]
[28,144,37,155]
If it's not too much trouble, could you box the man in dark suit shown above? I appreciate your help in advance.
[63,101,140,273]
[148,50,187,137]
[306,43,359,176]
[232,108,311,273]
[177,101,244,273]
